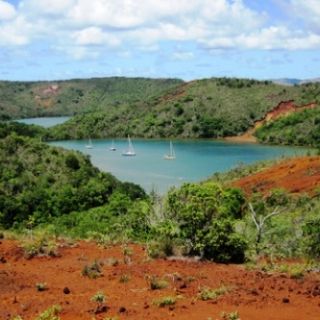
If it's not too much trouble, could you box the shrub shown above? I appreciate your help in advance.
[82,260,103,279]
[35,305,61,320]
[162,183,247,262]
[198,285,228,301]
[221,311,240,320]
[153,296,177,307]
[149,276,169,290]
[303,216,320,259]
[20,232,58,259]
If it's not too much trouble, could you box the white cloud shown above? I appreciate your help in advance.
[72,27,121,47]
[172,51,194,61]
[1,0,320,53]
[290,0,320,31]
[0,16,31,45]
[0,1,16,20]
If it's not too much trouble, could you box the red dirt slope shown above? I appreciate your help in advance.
[1,240,320,320]
[226,101,317,143]
[233,156,320,196]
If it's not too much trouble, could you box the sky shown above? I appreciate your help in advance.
[0,0,320,81]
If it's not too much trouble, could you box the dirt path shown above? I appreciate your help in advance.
[1,240,320,320]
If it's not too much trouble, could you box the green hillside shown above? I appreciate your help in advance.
[48,78,320,140]
[0,77,182,120]
[0,122,146,228]
[255,107,320,147]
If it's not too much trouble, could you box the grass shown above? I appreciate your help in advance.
[149,276,169,290]
[153,296,177,307]
[198,285,229,301]
[221,311,240,320]
[35,305,61,320]
[82,260,103,279]
[19,232,58,259]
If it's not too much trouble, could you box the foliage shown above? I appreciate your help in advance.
[303,215,320,259]
[35,305,61,320]
[0,131,146,229]
[198,285,228,301]
[91,291,107,304]
[153,182,247,262]
[47,78,320,140]
[255,107,320,147]
[0,77,182,120]
[149,276,169,290]
[153,296,177,307]
[82,260,103,279]
[220,311,240,320]
[20,231,58,258]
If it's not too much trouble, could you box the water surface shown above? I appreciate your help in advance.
[17,116,70,127]
[50,139,309,193]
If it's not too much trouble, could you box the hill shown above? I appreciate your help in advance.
[0,122,146,229]
[0,77,182,120]
[47,78,320,140]
[255,107,320,147]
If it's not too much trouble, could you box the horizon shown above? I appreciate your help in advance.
[1,0,320,81]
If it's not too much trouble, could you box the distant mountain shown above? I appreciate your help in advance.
[272,78,320,86]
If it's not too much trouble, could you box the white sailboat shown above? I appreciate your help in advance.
[85,138,93,149]
[164,141,176,160]
[122,136,136,156]
[109,140,116,151]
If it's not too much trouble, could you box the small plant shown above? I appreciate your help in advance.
[119,274,131,283]
[103,317,118,320]
[36,282,47,292]
[20,231,58,259]
[122,244,133,264]
[35,305,61,320]
[11,316,23,320]
[221,311,240,320]
[106,257,119,266]
[149,276,169,290]
[82,260,103,279]
[91,291,107,314]
[198,285,228,301]
[153,296,177,307]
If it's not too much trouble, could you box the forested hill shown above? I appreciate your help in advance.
[0,122,146,228]
[0,77,182,120]
[48,78,320,140]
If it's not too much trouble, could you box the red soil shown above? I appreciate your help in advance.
[226,101,317,143]
[233,156,320,196]
[1,240,320,320]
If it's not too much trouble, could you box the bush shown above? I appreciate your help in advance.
[303,216,320,259]
[161,183,247,262]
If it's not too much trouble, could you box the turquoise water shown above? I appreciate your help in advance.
[17,116,70,127]
[50,139,309,193]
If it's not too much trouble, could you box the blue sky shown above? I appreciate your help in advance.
[0,0,320,81]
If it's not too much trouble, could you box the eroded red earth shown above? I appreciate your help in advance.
[1,240,320,320]
[233,156,320,196]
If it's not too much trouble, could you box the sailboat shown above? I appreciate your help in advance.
[85,138,93,149]
[164,141,176,160]
[109,140,116,151]
[122,136,136,156]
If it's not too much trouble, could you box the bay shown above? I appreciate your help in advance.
[16,116,71,127]
[50,138,309,194]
